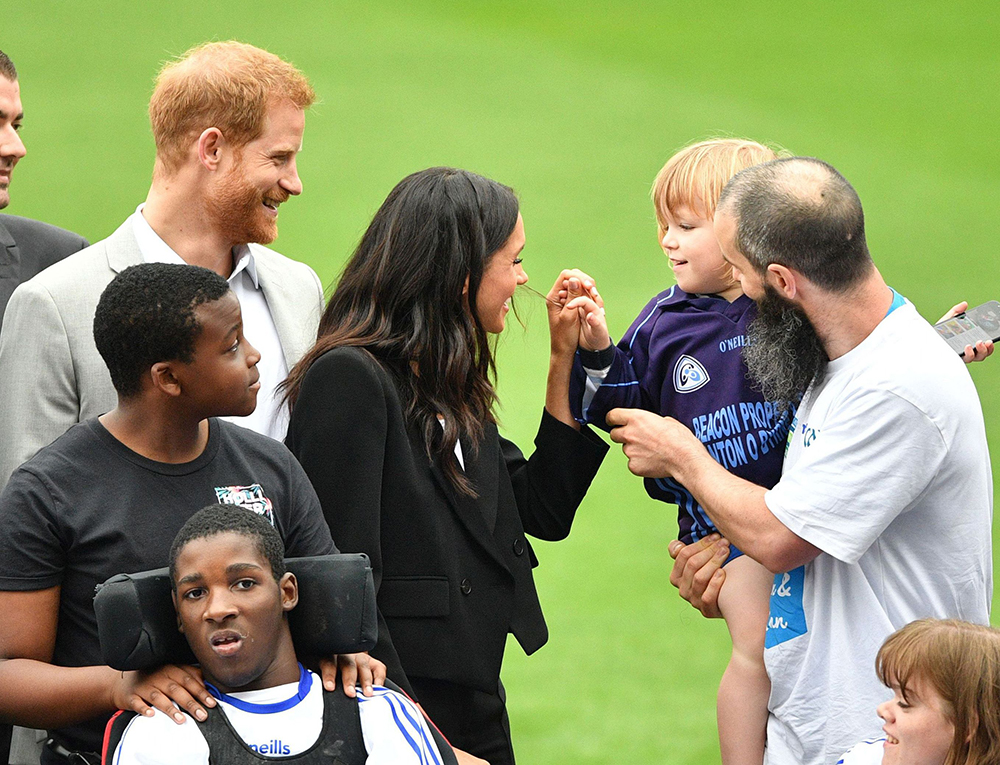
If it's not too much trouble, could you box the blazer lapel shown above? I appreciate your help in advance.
[103,219,145,274]
[251,246,308,369]
[427,433,509,572]
[0,219,20,313]
[464,428,499,533]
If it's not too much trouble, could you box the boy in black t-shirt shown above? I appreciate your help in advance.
[0,264,385,763]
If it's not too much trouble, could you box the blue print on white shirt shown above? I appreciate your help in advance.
[765,566,807,648]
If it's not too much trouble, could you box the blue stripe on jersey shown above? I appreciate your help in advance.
[112,714,144,765]
[359,687,443,765]
[598,380,639,387]
[383,694,424,762]
[655,475,715,539]
[627,287,675,355]
[206,663,312,714]
[388,692,443,765]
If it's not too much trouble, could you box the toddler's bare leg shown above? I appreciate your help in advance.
[716,554,772,765]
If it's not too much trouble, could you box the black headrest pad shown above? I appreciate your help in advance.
[94,553,377,671]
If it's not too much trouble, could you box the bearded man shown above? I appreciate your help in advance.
[606,157,992,765]
[0,41,323,487]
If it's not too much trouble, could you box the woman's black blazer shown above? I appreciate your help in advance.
[285,347,607,694]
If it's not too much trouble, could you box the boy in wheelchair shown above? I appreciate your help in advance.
[108,505,448,764]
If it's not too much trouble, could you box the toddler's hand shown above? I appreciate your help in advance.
[564,283,610,352]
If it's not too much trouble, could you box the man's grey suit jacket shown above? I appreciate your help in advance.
[0,213,89,329]
[0,218,324,487]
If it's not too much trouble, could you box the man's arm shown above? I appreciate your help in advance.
[0,588,213,728]
[606,408,820,573]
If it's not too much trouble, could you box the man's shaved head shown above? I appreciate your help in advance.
[718,156,873,292]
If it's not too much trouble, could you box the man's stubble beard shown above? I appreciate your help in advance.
[205,165,280,247]
[742,284,828,412]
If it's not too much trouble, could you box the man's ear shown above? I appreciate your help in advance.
[280,572,299,612]
[766,263,798,301]
[151,361,183,398]
[197,127,225,171]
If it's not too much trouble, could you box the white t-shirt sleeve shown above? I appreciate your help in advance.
[765,388,947,564]
[112,710,209,765]
[359,688,445,765]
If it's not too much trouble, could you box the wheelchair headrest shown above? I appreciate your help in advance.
[94,553,377,671]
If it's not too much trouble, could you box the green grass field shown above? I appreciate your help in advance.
[4,1,998,761]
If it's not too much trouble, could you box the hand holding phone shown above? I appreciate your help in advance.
[933,300,999,358]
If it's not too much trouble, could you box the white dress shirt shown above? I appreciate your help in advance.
[131,206,289,440]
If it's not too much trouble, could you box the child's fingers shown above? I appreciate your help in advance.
[565,295,602,313]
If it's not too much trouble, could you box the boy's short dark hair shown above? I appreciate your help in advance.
[169,504,286,586]
[93,263,230,398]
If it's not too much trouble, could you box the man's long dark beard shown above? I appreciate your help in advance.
[743,285,828,413]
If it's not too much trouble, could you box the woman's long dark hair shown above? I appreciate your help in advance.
[282,167,520,496]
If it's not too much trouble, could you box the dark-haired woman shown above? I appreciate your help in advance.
[283,167,607,765]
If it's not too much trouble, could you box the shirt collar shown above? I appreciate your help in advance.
[131,204,259,290]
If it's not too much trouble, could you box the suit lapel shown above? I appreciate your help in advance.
[0,219,20,313]
[464,429,499,533]
[251,245,308,368]
[103,219,145,274]
[427,429,509,572]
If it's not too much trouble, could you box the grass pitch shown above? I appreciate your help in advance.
[4,1,998,762]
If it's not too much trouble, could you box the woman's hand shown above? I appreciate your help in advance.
[111,664,214,724]
[546,269,604,357]
[545,269,603,428]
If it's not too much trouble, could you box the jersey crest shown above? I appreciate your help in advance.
[215,484,275,525]
[673,354,710,393]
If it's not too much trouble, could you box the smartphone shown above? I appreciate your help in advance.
[933,300,1000,355]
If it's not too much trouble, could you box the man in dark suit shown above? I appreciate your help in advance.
[0,214,89,327]
[0,50,89,329]
[0,48,88,765]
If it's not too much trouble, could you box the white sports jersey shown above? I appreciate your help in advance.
[762,299,992,765]
[837,738,884,764]
[113,668,443,764]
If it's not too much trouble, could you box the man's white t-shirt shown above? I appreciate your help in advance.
[112,669,444,764]
[761,300,992,765]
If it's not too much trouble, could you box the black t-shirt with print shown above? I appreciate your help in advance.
[0,417,335,752]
